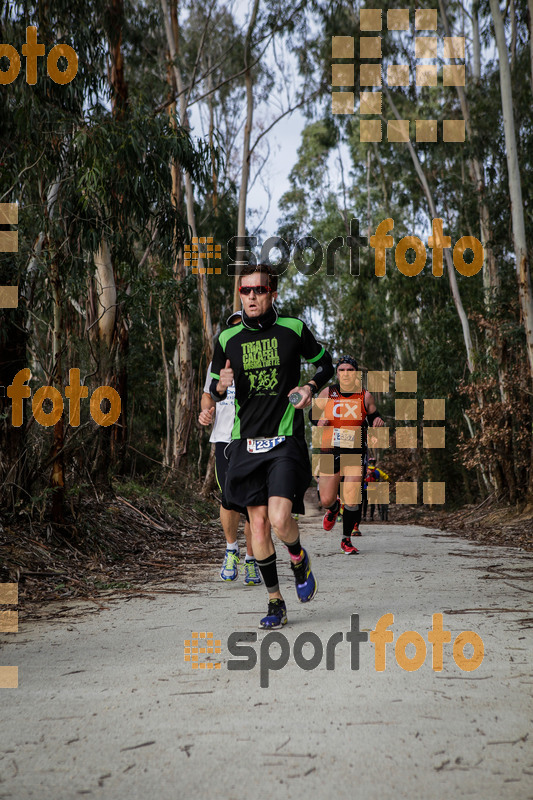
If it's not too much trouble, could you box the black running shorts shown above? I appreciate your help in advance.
[318,446,366,476]
[224,436,311,514]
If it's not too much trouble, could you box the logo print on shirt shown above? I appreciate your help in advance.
[249,369,279,393]
[241,338,280,370]
[241,339,280,396]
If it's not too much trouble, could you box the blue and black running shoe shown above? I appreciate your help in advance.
[259,599,288,629]
[290,549,318,603]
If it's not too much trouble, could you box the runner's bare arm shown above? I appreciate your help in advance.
[364,391,385,427]
[198,393,216,426]
[201,392,215,411]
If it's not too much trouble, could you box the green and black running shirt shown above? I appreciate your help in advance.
[211,316,325,440]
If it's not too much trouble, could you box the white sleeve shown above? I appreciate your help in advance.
[203,362,213,394]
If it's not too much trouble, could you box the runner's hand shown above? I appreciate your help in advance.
[218,359,234,392]
[287,384,312,410]
[198,407,215,426]
[372,417,385,427]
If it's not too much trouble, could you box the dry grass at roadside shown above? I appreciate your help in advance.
[0,479,224,618]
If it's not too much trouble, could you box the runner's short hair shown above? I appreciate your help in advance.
[238,263,278,293]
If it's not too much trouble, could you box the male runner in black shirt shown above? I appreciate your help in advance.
[210,264,333,628]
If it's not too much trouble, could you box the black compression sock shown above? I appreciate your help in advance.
[256,554,279,594]
[286,537,302,557]
[343,507,359,538]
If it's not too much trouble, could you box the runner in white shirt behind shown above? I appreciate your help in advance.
[199,311,262,586]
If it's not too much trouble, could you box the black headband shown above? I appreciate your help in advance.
[335,355,358,371]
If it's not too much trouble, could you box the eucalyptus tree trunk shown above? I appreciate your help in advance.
[207,55,218,217]
[108,0,130,469]
[528,0,533,92]
[91,0,130,480]
[161,0,213,361]
[0,290,28,512]
[510,0,517,68]
[234,0,260,311]
[40,168,66,520]
[384,89,474,373]
[490,0,533,501]
[94,240,116,347]
[439,0,498,300]
[157,305,173,467]
[472,0,481,82]
[441,0,512,403]
[161,0,198,470]
[50,251,65,523]
[383,89,501,497]
[169,145,194,471]
[91,242,117,484]
[489,0,533,381]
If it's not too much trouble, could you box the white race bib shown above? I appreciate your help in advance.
[247,436,286,453]
[332,428,360,448]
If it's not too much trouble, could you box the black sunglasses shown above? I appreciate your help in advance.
[238,285,271,295]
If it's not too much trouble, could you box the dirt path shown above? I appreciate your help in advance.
[1,508,532,799]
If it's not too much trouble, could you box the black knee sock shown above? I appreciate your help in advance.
[343,507,359,538]
[354,505,362,524]
[256,554,279,594]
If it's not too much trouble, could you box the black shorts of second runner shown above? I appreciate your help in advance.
[320,446,367,475]
[225,436,312,515]
[214,442,249,520]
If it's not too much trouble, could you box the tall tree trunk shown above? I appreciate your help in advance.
[109,0,129,118]
[366,149,371,239]
[234,0,260,311]
[207,55,218,217]
[91,0,130,481]
[162,0,195,470]
[161,0,213,361]
[94,240,116,347]
[39,169,66,521]
[510,0,517,69]
[472,0,481,81]
[489,0,533,381]
[158,305,173,467]
[170,150,194,471]
[382,89,502,498]
[439,0,498,300]
[384,88,474,372]
[108,0,129,470]
[50,252,65,523]
[0,299,28,512]
[528,0,533,92]
[442,0,510,403]
[490,0,533,501]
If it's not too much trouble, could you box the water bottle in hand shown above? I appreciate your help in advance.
[289,392,302,405]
